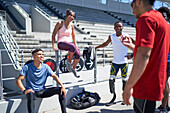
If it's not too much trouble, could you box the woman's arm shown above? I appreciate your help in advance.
[71,25,77,47]
[52,21,62,51]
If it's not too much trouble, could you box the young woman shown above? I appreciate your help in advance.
[52,9,80,78]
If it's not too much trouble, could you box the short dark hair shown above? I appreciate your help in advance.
[158,7,170,20]
[32,48,43,55]
[114,21,123,26]
[143,0,155,6]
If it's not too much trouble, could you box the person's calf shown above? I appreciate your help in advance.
[59,94,67,113]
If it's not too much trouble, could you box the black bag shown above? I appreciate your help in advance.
[70,89,100,109]
[83,46,95,61]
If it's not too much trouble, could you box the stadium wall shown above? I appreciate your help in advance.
[8,3,32,34]
[47,0,133,15]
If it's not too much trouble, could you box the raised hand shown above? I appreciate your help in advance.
[120,36,135,51]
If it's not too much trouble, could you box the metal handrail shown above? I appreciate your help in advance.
[0,10,6,21]
[34,5,51,19]
[0,17,20,70]
[13,2,29,18]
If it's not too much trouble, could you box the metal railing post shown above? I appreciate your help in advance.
[21,50,24,67]
[94,50,97,83]
[60,50,62,61]
[55,51,59,87]
[0,50,3,100]
[31,49,33,60]
[103,48,105,67]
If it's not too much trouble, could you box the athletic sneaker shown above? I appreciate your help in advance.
[158,106,168,113]
[159,109,167,113]
[166,106,170,111]
[158,105,170,112]
[70,68,80,78]
[66,60,73,72]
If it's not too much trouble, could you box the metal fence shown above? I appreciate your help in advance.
[0,47,133,100]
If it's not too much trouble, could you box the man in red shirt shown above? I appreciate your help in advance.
[122,0,170,113]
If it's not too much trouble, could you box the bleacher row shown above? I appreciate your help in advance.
[0,0,136,64]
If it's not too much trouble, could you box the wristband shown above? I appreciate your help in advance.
[23,89,27,94]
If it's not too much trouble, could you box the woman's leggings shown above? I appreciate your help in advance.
[58,41,80,59]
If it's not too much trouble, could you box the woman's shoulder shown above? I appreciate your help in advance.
[58,21,63,25]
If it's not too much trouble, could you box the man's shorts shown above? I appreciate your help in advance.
[134,98,156,113]
[110,63,128,79]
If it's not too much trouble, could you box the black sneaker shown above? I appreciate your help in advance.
[166,106,170,111]
[158,105,162,110]
[160,109,167,113]
[158,105,167,113]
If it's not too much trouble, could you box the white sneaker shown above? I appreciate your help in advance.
[66,60,73,72]
[70,68,80,78]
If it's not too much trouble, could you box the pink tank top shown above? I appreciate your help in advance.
[57,21,72,43]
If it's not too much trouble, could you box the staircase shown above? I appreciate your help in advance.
[1,0,135,65]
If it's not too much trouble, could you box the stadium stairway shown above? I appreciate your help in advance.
[0,0,135,64]
[37,0,135,61]
[0,0,117,64]
[0,0,135,66]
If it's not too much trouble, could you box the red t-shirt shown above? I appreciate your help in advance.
[133,10,170,101]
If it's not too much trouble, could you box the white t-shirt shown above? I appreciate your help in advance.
[110,33,128,64]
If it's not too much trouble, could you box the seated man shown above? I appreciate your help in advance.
[16,48,67,113]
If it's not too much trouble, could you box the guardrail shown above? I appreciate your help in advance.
[0,47,133,100]
[0,16,20,70]
[34,5,51,19]
[13,2,29,18]
[0,10,6,21]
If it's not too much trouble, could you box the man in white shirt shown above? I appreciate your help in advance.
[95,21,130,106]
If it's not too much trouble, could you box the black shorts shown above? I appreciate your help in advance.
[133,98,156,113]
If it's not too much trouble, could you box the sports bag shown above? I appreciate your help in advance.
[83,46,95,61]
[70,89,100,109]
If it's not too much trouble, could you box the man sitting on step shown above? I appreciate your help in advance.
[16,48,67,113]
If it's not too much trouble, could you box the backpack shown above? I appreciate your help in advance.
[70,89,100,109]
[83,46,95,61]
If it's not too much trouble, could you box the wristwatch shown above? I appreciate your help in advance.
[23,89,27,94]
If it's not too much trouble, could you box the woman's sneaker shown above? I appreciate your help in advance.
[70,68,80,78]
[66,60,73,72]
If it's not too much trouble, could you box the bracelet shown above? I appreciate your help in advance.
[23,89,27,94]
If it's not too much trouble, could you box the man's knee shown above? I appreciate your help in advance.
[26,92,36,99]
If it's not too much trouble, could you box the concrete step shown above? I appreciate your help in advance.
[12,34,34,38]
[16,40,40,45]
[18,44,50,49]
[14,37,40,41]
